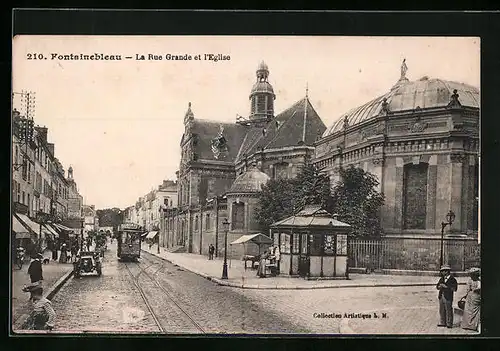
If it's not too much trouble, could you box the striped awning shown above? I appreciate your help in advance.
[146,231,158,239]
[13,215,30,239]
[15,213,40,235]
[44,224,60,237]
[53,223,74,231]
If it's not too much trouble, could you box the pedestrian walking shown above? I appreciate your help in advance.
[461,267,481,331]
[208,244,215,260]
[27,253,44,301]
[28,253,44,284]
[22,285,56,331]
[59,243,68,263]
[52,239,59,261]
[436,265,458,328]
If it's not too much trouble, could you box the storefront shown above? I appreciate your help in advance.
[270,205,351,279]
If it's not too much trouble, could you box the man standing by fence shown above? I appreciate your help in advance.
[436,265,458,328]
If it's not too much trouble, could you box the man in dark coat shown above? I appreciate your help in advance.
[28,253,44,283]
[436,264,458,328]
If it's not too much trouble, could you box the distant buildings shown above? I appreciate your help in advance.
[122,180,178,241]
[82,204,99,235]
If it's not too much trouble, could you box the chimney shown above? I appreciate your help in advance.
[35,126,48,143]
[47,143,55,156]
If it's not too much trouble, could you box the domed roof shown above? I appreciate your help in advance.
[228,165,270,193]
[250,81,275,96]
[323,77,480,136]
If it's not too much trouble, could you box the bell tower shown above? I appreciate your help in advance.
[249,61,275,121]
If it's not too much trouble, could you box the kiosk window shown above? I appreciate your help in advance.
[336,234,348,255]
[309,234,323,256]
[324,235,335,255]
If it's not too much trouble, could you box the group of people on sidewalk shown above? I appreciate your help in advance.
[46,237,80,263]
[436,265,481,332]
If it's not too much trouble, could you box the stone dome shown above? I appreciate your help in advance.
[228,165,270,194]
[323,77,480,136]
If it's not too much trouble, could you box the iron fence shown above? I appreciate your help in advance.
[348,237,480,272]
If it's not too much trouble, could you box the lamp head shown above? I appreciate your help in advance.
[446,210,456,225]
[222,218,230,232]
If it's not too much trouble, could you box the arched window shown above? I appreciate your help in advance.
[273,162,289,179]
[403,162,429,229]
[194,215,199,231]
[206,213,210,230]
[232,202,245,230]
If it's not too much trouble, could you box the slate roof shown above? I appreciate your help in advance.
[191,119,248,162]
[270,205,351,230]
[235,97,326,163]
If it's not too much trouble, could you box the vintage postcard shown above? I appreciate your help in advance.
[11,35,481,335]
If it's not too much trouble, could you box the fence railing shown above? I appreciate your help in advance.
[348,237,480,272]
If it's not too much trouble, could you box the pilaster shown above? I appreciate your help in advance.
[393,157,404,229]
[426,155,438,231]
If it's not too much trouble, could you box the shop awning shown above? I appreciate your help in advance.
[15,213,40,235]
[42,224,58,237]
[146,231,158,239]
[13,216,31,239]
[231,233,273,245]
[45,224,60,237]
[53,223,75,231]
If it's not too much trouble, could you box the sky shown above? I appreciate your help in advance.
[12,36,480,209]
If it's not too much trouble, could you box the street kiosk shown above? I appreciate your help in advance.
[270,205,351,279]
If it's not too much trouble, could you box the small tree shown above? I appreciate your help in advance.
[255,163,332,233]
[330,165,385,237]
[255,178,296,231]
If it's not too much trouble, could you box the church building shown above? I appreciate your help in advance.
[163,61,326,257]
[163,60,479,267]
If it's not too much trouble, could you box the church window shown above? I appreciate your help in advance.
[194,215,199,231]
[403,163,428,229]
[231,202,245,230]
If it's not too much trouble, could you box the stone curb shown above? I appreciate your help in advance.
[12,268,74,331]
[143,250,466,290]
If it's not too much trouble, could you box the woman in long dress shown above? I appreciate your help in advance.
[461,267,481,331]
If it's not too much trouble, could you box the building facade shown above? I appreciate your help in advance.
[12,107,84,252]
[314,64,479,238]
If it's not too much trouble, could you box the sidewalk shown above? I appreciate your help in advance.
[143,245,468,290]
[11,249,74,328]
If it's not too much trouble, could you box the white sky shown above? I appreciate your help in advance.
[12,36,480,209]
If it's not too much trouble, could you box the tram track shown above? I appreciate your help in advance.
[123,262,165,333]
[124,256,206,333]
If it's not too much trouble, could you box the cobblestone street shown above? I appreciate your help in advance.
[49,242,308,334]
[239,284,479,335]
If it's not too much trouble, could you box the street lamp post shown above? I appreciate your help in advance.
[221,218,230,280]
[440,210,456,267]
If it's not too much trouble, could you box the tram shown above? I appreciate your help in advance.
[117,223,144,261]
